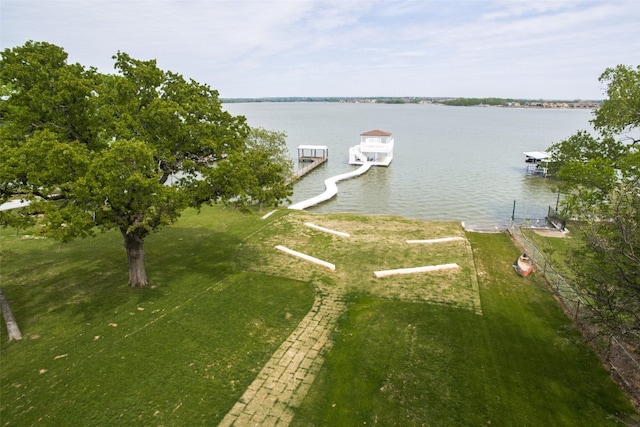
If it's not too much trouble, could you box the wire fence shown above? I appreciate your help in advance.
[508,221,640,405]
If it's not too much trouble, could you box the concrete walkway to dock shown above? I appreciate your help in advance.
[289,162,372,210]
[218,285,346,426]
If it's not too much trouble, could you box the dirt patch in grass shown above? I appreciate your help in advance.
[532,228,568,238]
[237,211,482,314]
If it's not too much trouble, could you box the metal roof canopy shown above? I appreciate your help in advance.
[523,151,551,160]
[297,145,329,150]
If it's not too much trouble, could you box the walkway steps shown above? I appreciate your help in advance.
[219,288,346,426]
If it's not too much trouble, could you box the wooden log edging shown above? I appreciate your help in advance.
[304,222,350,238]
[261,210,277,220]
[406,237,465,244]
[0,287,22,341]
[373,263,459,278]
[275,245,336,271]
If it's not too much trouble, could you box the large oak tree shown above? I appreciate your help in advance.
[547,65,640,345]
[217,127,294,212]
[0,41,292,287]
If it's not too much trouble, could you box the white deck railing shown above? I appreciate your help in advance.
[360,142,394,153]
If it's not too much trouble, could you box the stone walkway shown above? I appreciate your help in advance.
[218,286,346,426]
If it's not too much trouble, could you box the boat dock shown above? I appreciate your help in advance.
[295,145,328,179]
[524,151,551,176]
[290,131,393,211]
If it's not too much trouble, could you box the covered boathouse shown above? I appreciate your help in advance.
[349,129,394,166]
[524,151,552,176]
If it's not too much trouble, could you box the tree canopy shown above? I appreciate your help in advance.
[215,127,294,211]
[547,65,640,345]
[0,41,293,287]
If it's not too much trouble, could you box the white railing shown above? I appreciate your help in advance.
[360,142,393,153]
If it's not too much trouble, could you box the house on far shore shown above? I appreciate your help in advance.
[348,129,394,166]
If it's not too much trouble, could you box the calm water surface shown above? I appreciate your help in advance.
[223,102,594,228]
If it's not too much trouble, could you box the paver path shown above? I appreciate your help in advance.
[219,286,346,426]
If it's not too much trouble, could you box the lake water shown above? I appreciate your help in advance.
[223,102,594,229]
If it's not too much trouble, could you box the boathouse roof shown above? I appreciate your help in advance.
[297,144,328,150]
[361,129,392,137]
[523,151,551,160]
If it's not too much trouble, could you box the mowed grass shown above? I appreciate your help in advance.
[1,206,637,425]
[290,231,637,426]
[0,206,315,425]
[239,212,481,314]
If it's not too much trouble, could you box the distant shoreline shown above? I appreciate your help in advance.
[221,97,601,109]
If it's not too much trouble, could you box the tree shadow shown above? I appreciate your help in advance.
[2,223,263,328]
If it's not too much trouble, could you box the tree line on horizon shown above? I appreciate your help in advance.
[221,96,603,106]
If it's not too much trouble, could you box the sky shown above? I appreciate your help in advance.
[1,0,639,99]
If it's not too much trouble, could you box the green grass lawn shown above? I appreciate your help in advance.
[1,206,637,425]
[0,207,315,425]
[522,226,579,276]
[290,231,637,426]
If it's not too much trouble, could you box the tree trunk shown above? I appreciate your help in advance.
[122,230,149,287]
[0,287,23,341]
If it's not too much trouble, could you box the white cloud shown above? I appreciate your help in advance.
[1,0,638,98]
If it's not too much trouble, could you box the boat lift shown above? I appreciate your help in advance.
[524,151,552,176]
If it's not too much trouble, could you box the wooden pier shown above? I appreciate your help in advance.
[295,145,328,179]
